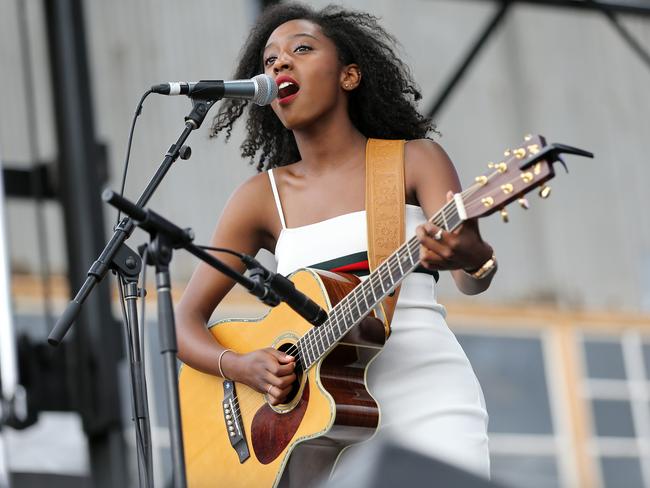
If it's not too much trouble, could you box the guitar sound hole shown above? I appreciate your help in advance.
[276,342,305,407]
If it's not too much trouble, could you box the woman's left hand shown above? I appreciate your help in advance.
[415,191,493,272]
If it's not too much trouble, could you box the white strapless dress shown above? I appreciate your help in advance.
[269,170,490,484]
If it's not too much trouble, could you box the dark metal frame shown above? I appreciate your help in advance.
[490,0,650,17]
[427,0,650,118]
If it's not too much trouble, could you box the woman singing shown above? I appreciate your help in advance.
[176,3,496,485]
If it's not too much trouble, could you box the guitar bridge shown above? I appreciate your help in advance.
[222,380,250,463]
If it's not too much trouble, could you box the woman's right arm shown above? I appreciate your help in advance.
[175,173,296,405]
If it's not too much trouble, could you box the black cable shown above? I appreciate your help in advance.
[110,89,154,486]
[136,244,153,487]
[116,89,153,226]
[196,245,246,259]
[138,245,148,410]
[116,276,148,484]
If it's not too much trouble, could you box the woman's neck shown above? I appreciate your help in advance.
[292,114,367,175]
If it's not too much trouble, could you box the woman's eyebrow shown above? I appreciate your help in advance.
[264,33,319,51]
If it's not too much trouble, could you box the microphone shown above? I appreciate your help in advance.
[151,74,277,106]
[242,256,329,327]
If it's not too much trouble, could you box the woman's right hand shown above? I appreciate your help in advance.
[222,348,297,406]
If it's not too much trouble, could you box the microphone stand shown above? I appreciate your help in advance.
[48,96,218,346]
[100,191,291,488]
[47,96,219,488]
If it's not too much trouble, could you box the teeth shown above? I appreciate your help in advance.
[278,81,294,89]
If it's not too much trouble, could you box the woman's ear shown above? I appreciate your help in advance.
[341,64,362,91]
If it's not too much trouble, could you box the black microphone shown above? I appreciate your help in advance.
[242,256,328,327]
[151,74,277,106]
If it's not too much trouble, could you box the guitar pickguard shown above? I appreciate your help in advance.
[251,381,310,465]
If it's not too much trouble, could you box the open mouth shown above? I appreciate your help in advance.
[276,78,300,101]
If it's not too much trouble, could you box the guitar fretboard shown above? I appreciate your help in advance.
[296,198,465,369]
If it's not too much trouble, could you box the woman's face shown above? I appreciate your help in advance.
[262,19,347,130]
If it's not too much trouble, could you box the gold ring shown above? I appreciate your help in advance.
[266,384,273,395]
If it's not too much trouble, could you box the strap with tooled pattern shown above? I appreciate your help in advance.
[365,138,405,337]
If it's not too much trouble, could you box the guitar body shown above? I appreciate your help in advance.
[179,268,386,487]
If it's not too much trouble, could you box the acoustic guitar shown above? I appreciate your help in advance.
[178,135,591,487]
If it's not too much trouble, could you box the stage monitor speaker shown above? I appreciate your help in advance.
[321,438,506,488]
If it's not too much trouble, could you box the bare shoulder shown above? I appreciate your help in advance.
[405,138,454,173]
[218,170,278,251]
[404,139,461,210]
[231,170,272,203]
[224,171,271,218]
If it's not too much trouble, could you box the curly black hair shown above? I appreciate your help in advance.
[210,2,436,172]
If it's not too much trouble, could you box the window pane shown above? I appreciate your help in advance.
[592,399,635,437]
[642,342,650,379]
[600,457,644,488]
[583,338,626,380]
[457,334,553,434]
[491,455,560,488]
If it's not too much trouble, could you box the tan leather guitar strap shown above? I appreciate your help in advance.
[365,138,406,338]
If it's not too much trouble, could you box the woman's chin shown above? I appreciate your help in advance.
[278,115,311,132]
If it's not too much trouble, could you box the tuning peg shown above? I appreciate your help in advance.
[481,197,494,207]
[524,134,533,142]
[487,161,495,169]
[500,209,509,223]
[513,148,527,159]
[538,185,551,199]
[518,197,530,209]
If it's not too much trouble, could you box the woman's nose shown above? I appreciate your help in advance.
[273,52,292,73]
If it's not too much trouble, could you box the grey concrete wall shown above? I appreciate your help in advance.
[1,0,649,312]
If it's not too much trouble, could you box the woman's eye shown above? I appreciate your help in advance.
[295,45,312,53]
[264,56,276,66]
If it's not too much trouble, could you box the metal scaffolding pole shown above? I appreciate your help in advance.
[43,0,127,486]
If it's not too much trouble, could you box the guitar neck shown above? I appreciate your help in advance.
[297,198,465,369]
[294,134,590,368]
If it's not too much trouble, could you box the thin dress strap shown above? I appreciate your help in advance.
[267,169,287,229]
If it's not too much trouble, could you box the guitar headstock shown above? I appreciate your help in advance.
[463,135,592,221]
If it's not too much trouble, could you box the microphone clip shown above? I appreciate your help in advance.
[241,255,328,327]
[246,263,282,308]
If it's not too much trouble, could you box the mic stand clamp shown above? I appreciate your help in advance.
[246,265,281,308]
[185,97,217,129]
[242,256,328,328]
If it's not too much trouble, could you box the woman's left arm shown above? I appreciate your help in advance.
[405,139,497,295]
